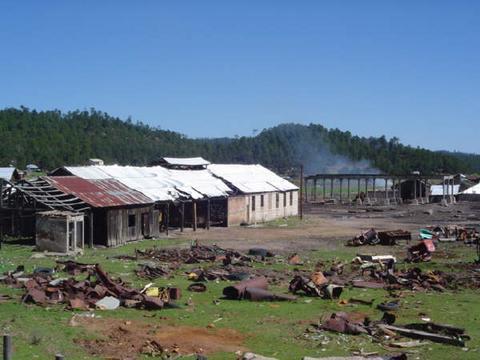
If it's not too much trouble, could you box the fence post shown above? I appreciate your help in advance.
[3,335,12,360]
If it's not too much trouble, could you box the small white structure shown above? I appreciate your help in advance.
[0,167,19,182]
[88,158,104,166]
[36,211,84,253]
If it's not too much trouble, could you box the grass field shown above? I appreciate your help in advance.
[0,235,479,360]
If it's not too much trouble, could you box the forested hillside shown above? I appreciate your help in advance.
[1,107,479,175]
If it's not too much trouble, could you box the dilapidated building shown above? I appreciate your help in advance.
[1,159,299,248]
[208,164,299,225]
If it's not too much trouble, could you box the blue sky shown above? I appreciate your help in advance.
[1,1,479,153]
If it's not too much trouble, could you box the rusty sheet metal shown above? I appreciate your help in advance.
[45,176,153,208]
[223,277,268,299]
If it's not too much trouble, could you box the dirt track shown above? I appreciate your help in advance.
[171,202,480,253]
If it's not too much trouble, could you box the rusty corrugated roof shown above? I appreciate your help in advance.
[45,176,153,208]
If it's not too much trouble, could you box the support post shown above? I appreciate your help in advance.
[303,179,308,202]
[365,178,368,199]
[89,211,94,248]
[385,178,389,205]
[413,177,418,204]
[442,177,446,203]
[180,202,185,232]
[193,201,197,231]
[206,199,211,230]
[322,178,326,200]
[313,179,317,201]
[166,203,170,235]
[339,178,343,203]
[330,178,334,199]
[347,178,351,201]
[3,334,12,360]
[372,178,376,202]
[357,178,361,198]
[299,165,304,219]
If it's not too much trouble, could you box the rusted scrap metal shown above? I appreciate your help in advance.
[56,260,95,275]
[347,229,379,246]
[348,229,411,246]
[5,264,180,310]
[248,248,274,258]
[133,243,249,265]
[382,323,467,347]
[312,311,469,347]
[288,253,303,265]
[223,277,268,299]
[422,225,479,242]
[135,264,171,279]
[406,240,435,263]
[303,356,407,360]
[187,283,207,292]
[378,230,411,245]
[223,276,295,301]
[289,272,343,299]
[319,312,370,335]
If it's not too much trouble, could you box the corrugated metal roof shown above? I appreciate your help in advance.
[45,176,153,208]
[462,183,480,195]
[430,184,460,196]
[162,157,210,166]
[0,167,15,181]
[208,164,298,194]
[169,169,233,198]
[59,165,233,201]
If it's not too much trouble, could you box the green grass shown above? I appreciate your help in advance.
[1,238,479,359]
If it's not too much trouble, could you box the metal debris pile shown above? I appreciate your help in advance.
[347,229,411,247]
[132,243,250,265]
[289,271,343,299]
[223,276,297,301]
[309,311,469,348]
[421,225,479,243]
[2,262,180,310]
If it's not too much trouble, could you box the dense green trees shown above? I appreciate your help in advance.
[0,107,478,175]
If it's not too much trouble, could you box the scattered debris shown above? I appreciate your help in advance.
[223,277,296,301]
[406,240,435,262]
[135,263,172,279]
[3,264,180,310]
[188,283,207,292]
[308,311,469,347]
[289,273,343,299]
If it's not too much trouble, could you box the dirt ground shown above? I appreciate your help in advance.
[170,202,480,253]
[72,316,247,359]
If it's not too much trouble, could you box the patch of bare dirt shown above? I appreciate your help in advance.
[170,202,480,254]
[71,316,247,359]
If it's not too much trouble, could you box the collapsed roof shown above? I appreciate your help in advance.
[55,165,234,202]
[49,163,298,203]
[45,176,153,208]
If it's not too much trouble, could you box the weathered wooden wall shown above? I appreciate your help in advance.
[105,206,160,247]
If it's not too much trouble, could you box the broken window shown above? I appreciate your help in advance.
[260,195,264,207]
[128,214,136,227]
[251,196,256,211]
